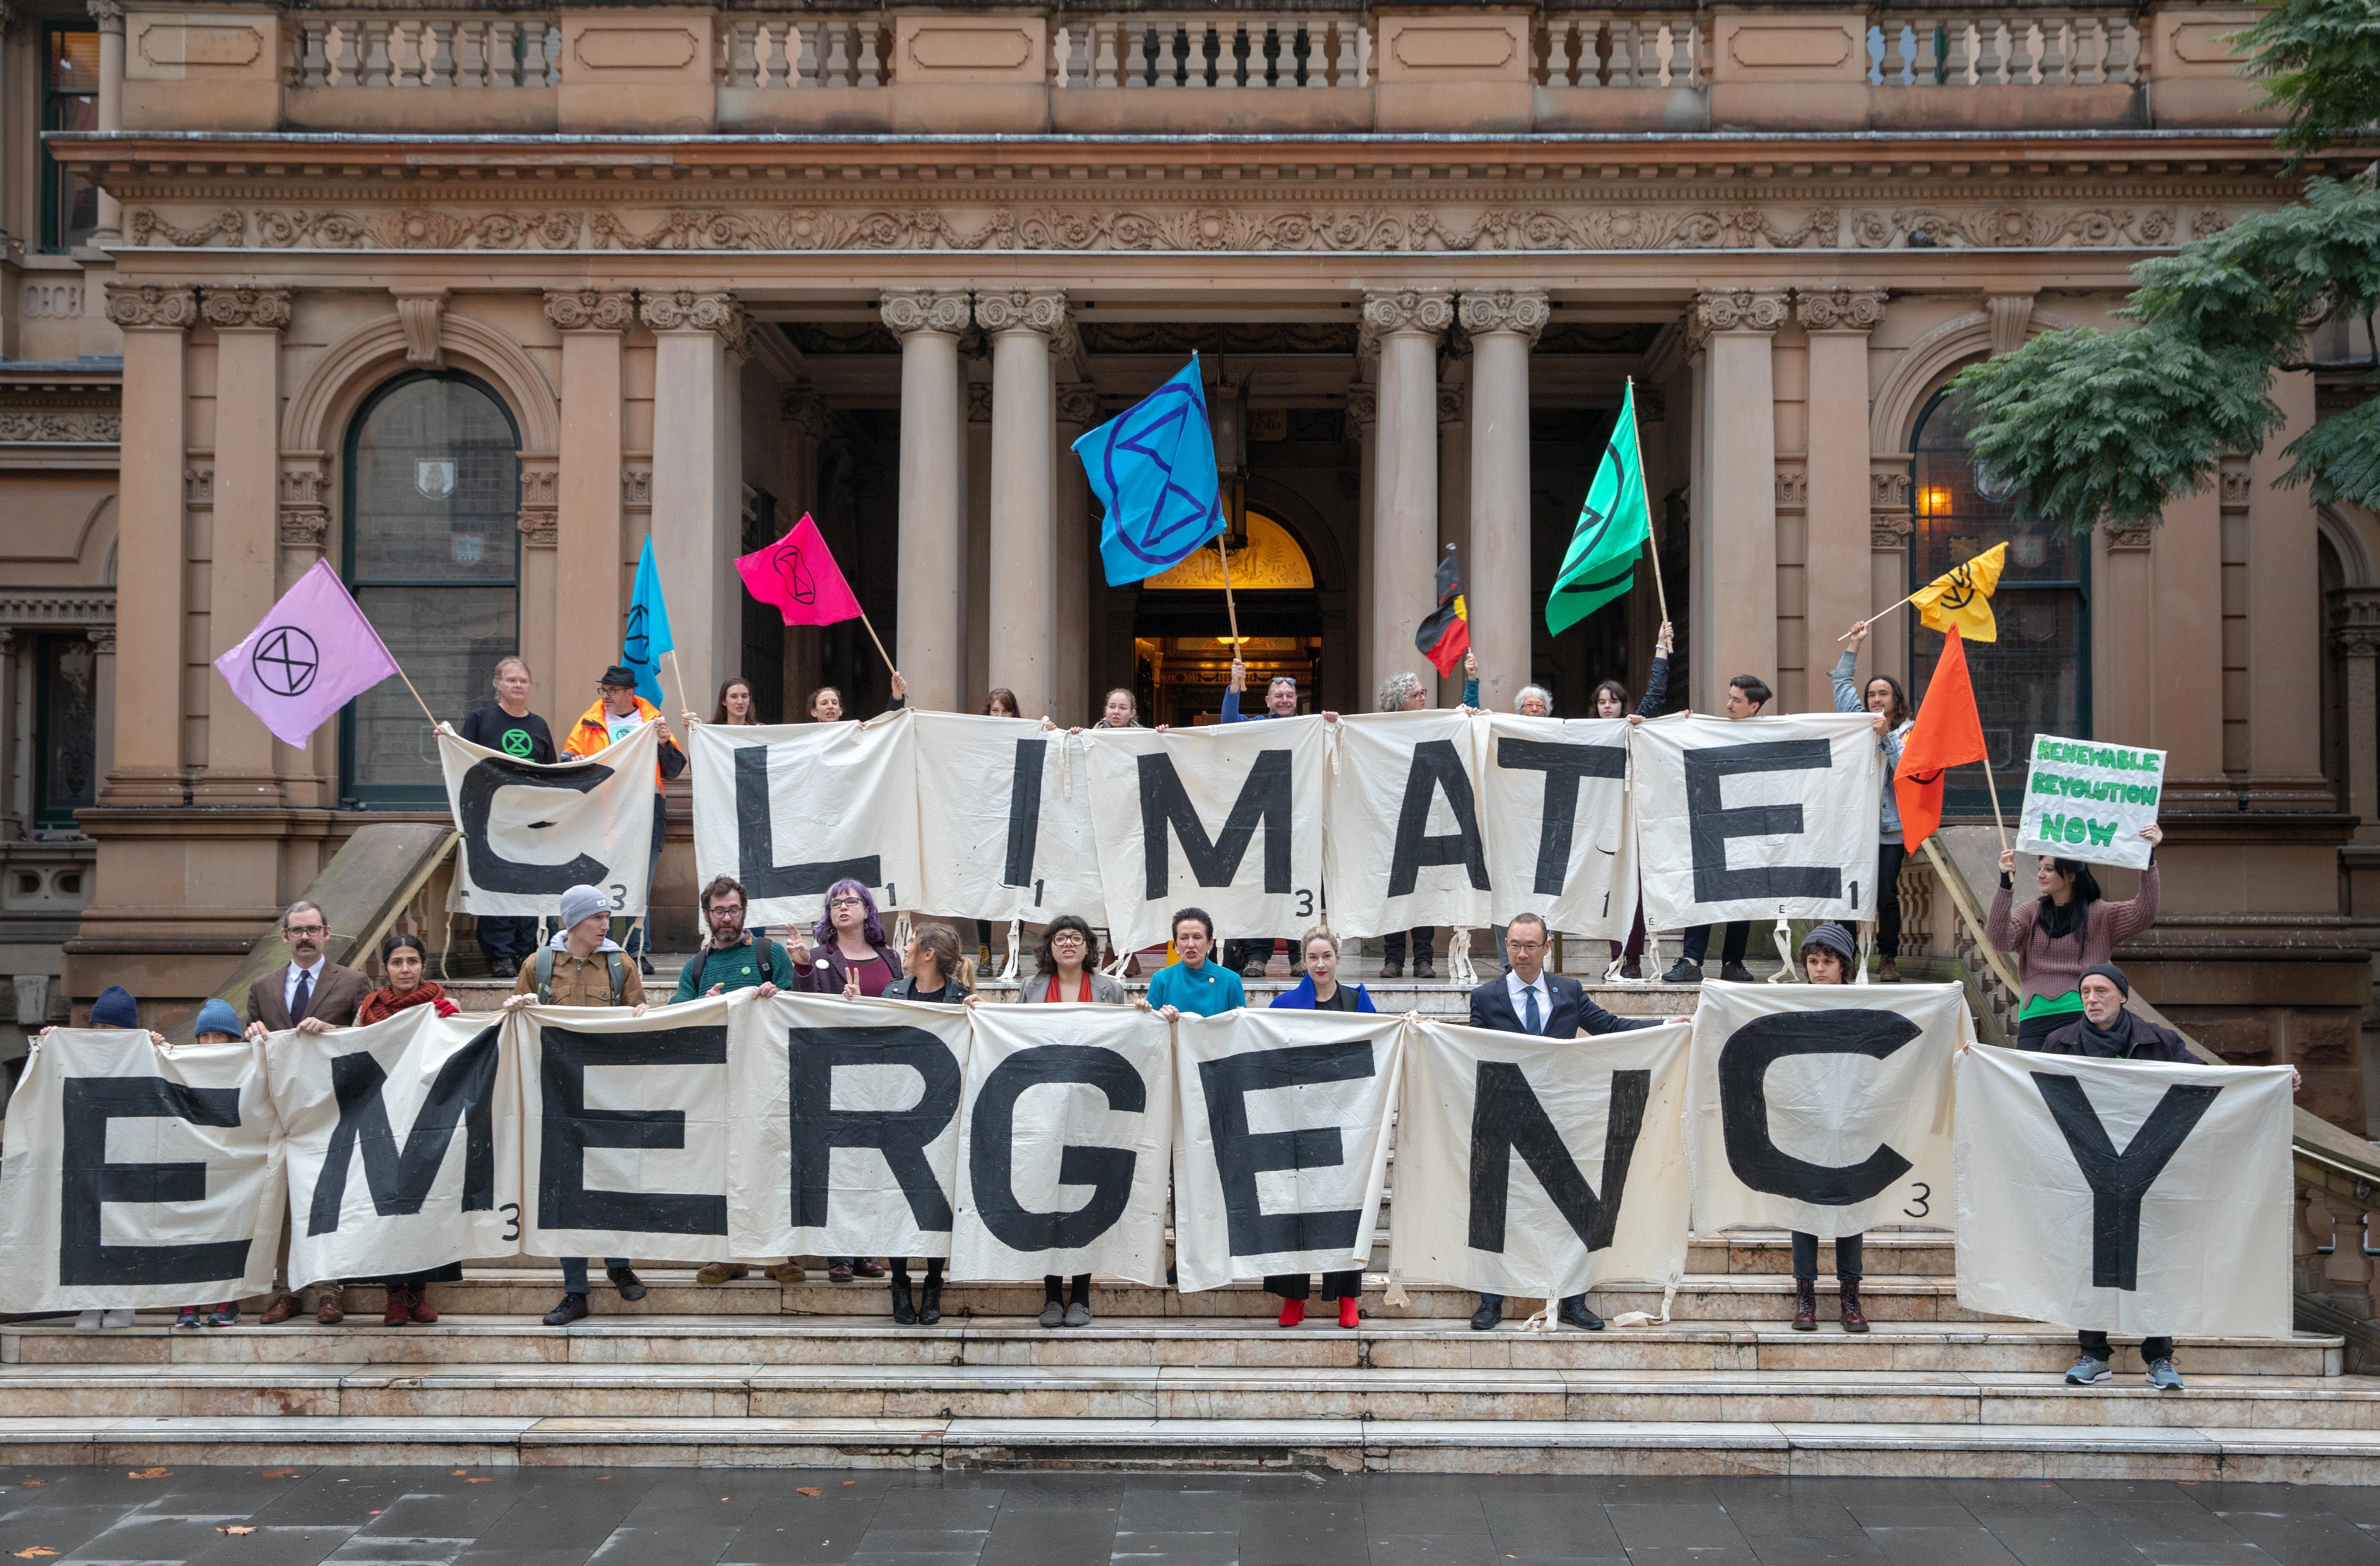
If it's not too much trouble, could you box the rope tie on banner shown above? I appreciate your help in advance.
[1381,1269,1410,1308]
[1001,918,1023,984]
[1766,913,1795,982]
[1605,1273,1680,1328]
[1060,731,1077,803]
[1522,1295,1558,1332]
[1856,923,1875,985]
[1326,718,1344,778]
[891,910,914,955]
[1445,927,1478,989]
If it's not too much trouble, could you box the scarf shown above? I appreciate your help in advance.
[2076,1006,2136,1058]
[2038,893,2089,945]
[1044,971,1092,1003]
[357,981,454,1027]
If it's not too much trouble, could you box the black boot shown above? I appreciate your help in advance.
[920,1284,942,1326]
[890,1276,917,1326]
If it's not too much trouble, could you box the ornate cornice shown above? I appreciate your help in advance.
[1796,286,1888,332]
[0,593,115,626]
[199,285,290,330]
[0,407,119,443]
[639,288,747,345]
[1457,288,1549,344]
[1363,288,1454,337]
[543,287,635,333]
[880,287,972,337]
[974,287,1066,337]
[103,283,197,330]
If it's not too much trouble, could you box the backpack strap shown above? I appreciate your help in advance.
[535,946,556,1004]
[689,946,708,993]
[605,951,625,1004]
[756,937,776,979]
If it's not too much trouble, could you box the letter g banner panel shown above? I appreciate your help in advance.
[1686,981,1969,1241]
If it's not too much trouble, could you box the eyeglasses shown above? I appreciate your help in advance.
[829,897,865,910]
[284,924,327,939]
[1506,939,1546,955]
[1051,932,1087,945]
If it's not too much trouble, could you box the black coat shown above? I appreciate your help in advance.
[1468,971,1658,1038]
[792,939,903,994]
[2040,1013,2196,1063]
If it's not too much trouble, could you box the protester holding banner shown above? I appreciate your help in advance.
[458,656,555,977]
[704,677,761,726]
[1989,826,2163,1049]
[672,878,791,1005]
[1017,913,1123,1326]
[807,685,845,721]
[1787,922,1870,1332]
[1260,926,1379,1328]
[1592,620,1675,724]
[1140,909,1248,1019]
[873,922,975,1326]
[1835,623,1915,983]
[790,880,902,999]
[355,934,458,1025]
[52,987,165,1330]
[1375,669,1479,978]
[1666,674,1774,985]
[565,665,686,973]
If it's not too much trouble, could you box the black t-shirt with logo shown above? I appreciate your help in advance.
[460,704,555,763]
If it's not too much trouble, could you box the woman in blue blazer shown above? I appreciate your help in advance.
[1263,927,1375,1328]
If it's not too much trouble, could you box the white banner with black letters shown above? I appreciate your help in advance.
[1392,1018,1692,1301]
[728,990,972,1263]
[1480,715,1637,941]
[1954,1043,2292,1338]
[952,1003,1171,1284]
[268,1008,520,1289]
[1686,981,1968,1241]
[1170,1009,1401,1292]
[911,713,1107,927]
[1321,711,1493,940]
[1627,713,1884,931]
[1083,717,1328,953]
[438,719,660,918]
[0,1030,283,1310]
[690,713,923,933]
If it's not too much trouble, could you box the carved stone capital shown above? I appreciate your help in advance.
[278,507,328,549]
[1795,286,1889,333]
[2103,522,2155,552]
[86,0,121,32]
[86,626,115,655]
[1437,387,1465,426]
[391,287,446,367]
[1361,288,1454,339]
[782,383,830,434]
[543,288,635,333]
[639,288,747,344]
[1694,288,1791,340]
[1775,467,1808,509]
[1347,387,1378,427]
[1871,515,1914,548]
[518,462,558,547]
[103,284,196,331]
[1457,288,1549,344]
[1056,386,1101,430]
[973,287,1066,337]
[880,288,972,338]
[199,285,290,331]
[2330,589,2380,653]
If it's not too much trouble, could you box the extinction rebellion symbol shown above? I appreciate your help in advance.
[251,625,320,698]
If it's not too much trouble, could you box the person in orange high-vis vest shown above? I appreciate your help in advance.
[566,664,687,971]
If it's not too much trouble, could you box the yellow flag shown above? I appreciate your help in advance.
[1909,541,2007,643]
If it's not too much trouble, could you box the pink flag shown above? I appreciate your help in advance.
[214,559,402,748]
[736,514,863,627]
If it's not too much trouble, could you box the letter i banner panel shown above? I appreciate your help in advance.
[0,1030,284,1310]
[269,1008,521,1289]
[1686,981,1970,1242]
[1392,1018,1692,1303]
[1954,1043,2292,1338]
[912,713,1108,927]
[951,1003,1173,1285]
[439,719,660,918]
[690,713,925,933]
[1479,714,1636,942]
[1170,1010,1403,1293]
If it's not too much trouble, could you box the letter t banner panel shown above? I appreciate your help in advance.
[1627,713,1884,931]
[952,1004,1173,1284]
[268,1008,521,1289]
[1321,711,1493,939]
[0,1030,284,1310]
[1954,1044,2293,1338]
[439,720,661,918]
[1170,1010,1403,1293]
[1686,981,1972,1241]
[1480,714,1636,941]
[1392,1018,1692,1304]
[689,713,925,933]
[511,1002,733,1261]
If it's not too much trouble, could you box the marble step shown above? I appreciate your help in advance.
[3,1315,2338,1377]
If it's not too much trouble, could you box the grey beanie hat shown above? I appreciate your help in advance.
[558,884,611,932]
[1799,922,1857,966]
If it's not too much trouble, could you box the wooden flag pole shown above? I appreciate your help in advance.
[853,609,896,676]
[664,648,693,725]
[1837,591,1921,642]
[1216,532,1242,644]
[1627,378,1670,628]
[1981,750,2012,855]
[393,663,442,732]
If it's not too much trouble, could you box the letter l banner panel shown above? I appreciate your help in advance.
[439,719,660,918]
[1171,1010,1402,1293]
[690,713,923,932]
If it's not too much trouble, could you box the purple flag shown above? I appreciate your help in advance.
[214,559,402,748]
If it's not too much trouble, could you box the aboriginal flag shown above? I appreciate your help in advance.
[1417,545,1471,678]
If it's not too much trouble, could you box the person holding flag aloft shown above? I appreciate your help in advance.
[1833,622,1914,981]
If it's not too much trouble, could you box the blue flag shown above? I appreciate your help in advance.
[624,535,674,709]
[1074,354,1227,586]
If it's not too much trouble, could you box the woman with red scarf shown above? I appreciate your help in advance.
[351,932,463,1326]
[1019,913,1126,1327]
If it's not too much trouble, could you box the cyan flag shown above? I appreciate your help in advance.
[625,535,674,708]
[1073,354,1226,586]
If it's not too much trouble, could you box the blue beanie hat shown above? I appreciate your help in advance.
[1799,922,1857,966]
[194,998,243,1039]
[88,985,138,1029]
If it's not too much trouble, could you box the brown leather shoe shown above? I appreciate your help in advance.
[408,1289,438,1325]
[259,1291,301,1325]
[1792,1278,1817,1332]
[767,1262,806,1285]
[853,1259,886,1279]
[316,1292,345,1325]
[1839,1281,1869,1334]
[383,1286,411,1327]
[1876,958,1903,984]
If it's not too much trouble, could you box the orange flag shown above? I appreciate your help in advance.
[1894,624,1989,851]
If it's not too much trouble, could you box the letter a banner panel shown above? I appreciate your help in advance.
[1321,711,1493,939]
[1170,1010,1401,1292]
[0,1030,283,1310]
[951,1004,1172,1284]
[1393,1018,1691,1302]
[269,1008,521,1288]
[1686,981,1969,1241]
[1954,1044,2291,1338]
[689,714,924,933]
[439,719,660,917]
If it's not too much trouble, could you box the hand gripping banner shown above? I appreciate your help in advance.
[689,711,923,932]
[439,718,661,918]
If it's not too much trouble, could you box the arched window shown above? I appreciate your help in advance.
[339,372,520,806]
[1907,384,2090,813]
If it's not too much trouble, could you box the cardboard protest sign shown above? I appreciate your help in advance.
[2015,734,2167,871]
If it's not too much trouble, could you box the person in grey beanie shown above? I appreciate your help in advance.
[1787,922,1869,1334]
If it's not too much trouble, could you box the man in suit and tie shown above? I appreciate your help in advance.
[1466,910,1660,1333]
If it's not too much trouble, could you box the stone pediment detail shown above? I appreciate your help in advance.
[122,200,2194,255]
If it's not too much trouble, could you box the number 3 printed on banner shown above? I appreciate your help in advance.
[1903,1181,1931,1220]
[609,883,627,912]
[499,1202,521,1242]
[1295,889,1314,917]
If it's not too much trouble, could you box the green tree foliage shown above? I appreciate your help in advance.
[2239,0,2380,160]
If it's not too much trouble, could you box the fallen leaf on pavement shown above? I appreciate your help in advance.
[13,1547,57,1557]
[795,1487,821,1497]
[18,1479,43,1487]
[259,1471,298,1479]
[127,1469,170,1479]
[466,1478,491,1485]
[218,1525,257,1536]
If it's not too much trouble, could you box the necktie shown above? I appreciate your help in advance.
[1522,983,1541,1035]
[290,968,313,1025]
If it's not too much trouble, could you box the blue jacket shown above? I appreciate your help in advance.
[1147,959,1245,1017]
[1270,975,1378,1012]
[1832,649,1910,838]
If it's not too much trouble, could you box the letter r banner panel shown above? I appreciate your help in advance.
[1686,980,1969,1241]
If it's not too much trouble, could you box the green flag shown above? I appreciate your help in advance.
[1547,380,1652,636]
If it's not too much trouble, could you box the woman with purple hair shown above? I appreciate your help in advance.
[786,877,903,1281]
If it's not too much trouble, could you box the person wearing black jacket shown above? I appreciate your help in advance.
[1465,912,1659,1333]
[458,656,555,977]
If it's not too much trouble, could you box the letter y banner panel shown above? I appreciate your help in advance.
[0,1031,283,1310]
[1628,714,1884,930]
[439,720,660,918]
[1480,715,1636,941]
[1954,1044,2292,1338]
[1084,718,1328,953]
[268,1009,521,1289]
[911,713,1107,925]
[690,714,924,932]
[1321,712,1493,940]
[1171,1010,1402,1292]
[1393,1019,1691,1302]
[952,1004,1172,1284]
[1687,981,1969,1240]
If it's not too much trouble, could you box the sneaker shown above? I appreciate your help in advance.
[695,1262,748,1285]
[2146,1358,2185,1391]
[2064,1355,2112,1386]
[171,1307,199,1330]
[543,1293,590,1327]
[606,1266,648,1302]
[1662,960,1703,984]
[1719,962,1756,982]
[103,1308,136,1329]
[204,1304,238,1328]
[1064,1300,1092,1328]
[1039,1300,1064,1328]
[1241,961,1266,979]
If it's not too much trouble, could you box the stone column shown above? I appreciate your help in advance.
[1349,386,1378,705]
[978,287,1066,721]
[2332,594,2380,843]
[1363,288,1452,694]
[639,289,748,718]
[883,289,971,712]
[1461,288,1549,716]
[1692,289,1787,706]
[87,0,122,249]
[1055,384,1099,727]
[100,284,194,803]
[1868,463,1914,695]
[545,289,634,701]
[194,286,289,802]
[1797,287,1886,713]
